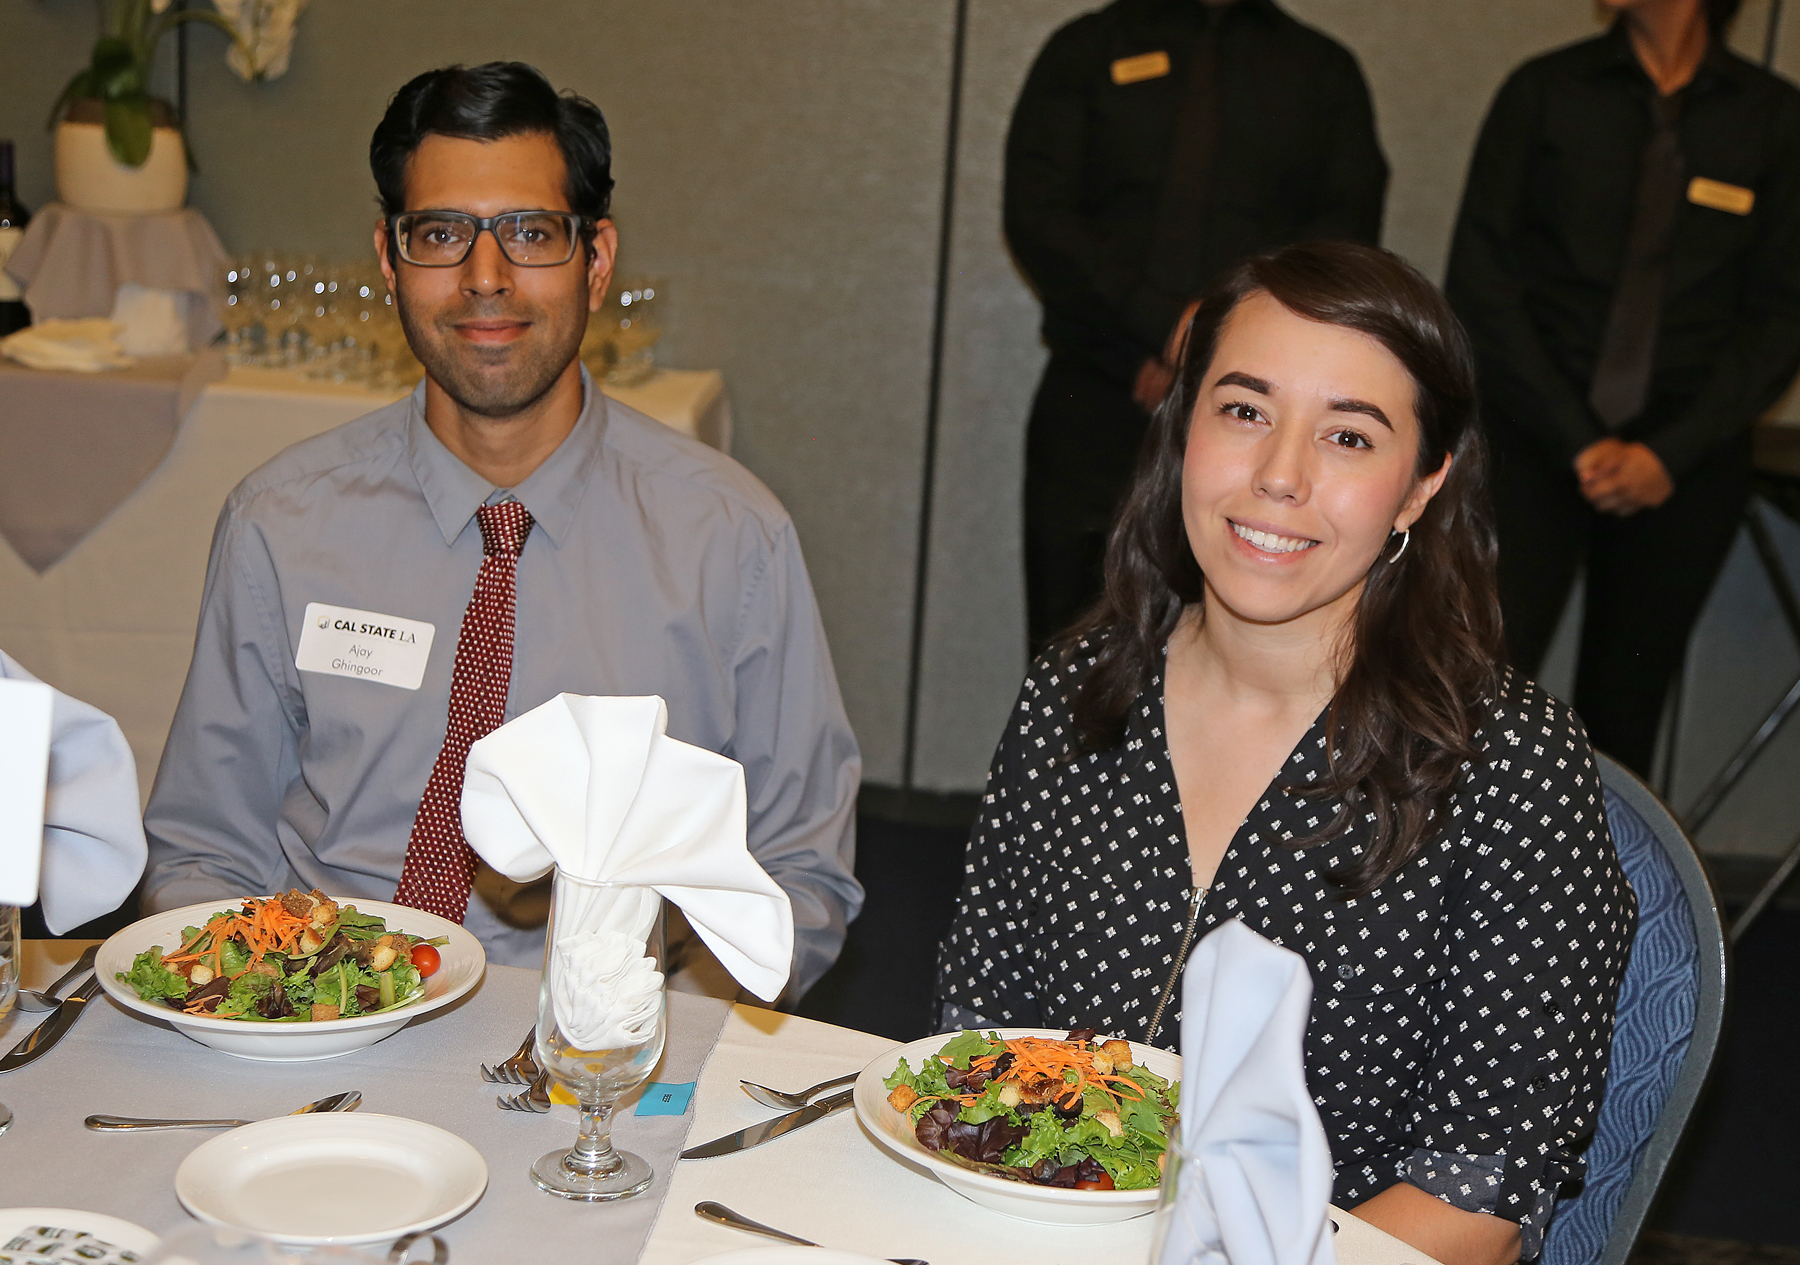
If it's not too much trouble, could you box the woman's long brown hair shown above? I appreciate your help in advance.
[1062,242,1506,897]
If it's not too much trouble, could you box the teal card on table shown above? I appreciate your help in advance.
[635,1081,696,1116]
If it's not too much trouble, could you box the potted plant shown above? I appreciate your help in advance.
[49,0,241,214]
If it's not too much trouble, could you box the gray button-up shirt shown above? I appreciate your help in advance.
[144,373,862,993]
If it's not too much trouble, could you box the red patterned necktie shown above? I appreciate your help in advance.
[394,499,534,921]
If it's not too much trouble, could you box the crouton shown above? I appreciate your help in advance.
[311,1002,340,1022]
[1094,1109,1124,1138]
[887,1084,919,1112]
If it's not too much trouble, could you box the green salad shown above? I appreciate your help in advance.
[883,1028,1179,1190]
[116,888,446,1022]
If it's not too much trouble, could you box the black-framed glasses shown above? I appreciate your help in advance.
[389,210,593,267]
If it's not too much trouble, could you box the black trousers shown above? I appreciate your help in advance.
[1024,355,1150,651]
[1490,424,1750,776]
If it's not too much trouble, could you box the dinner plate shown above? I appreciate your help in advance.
[0,1207,159,1263]
[174,1113,487,1246]
[852,1027,1180,1225]
[98,897,485,1061]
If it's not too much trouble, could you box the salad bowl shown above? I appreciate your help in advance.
[97,898,485,1061]
[852,1027,1180,1226]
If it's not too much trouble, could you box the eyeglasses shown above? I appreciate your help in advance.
[389,210,593,267]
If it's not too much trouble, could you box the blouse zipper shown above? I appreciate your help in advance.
[1144,883,1205,1045]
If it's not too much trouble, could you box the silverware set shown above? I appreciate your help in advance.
[15,944,98,1012]
[695,1201,926,1265]
[482,1026,550,1112]
[1,948,102,1074]
[86,1089,362,1131]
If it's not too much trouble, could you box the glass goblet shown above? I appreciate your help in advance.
[532,873,667,1201]
[0,904,18,1026]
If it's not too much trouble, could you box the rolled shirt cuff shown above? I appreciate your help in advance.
[1402,1148,1557,1260]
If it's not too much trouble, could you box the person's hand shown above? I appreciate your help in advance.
[1574,438,1674,516]
[1132,356,1176,413]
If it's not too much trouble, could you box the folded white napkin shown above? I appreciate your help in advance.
[460,693,794,1003]
[0,317,135,372]
[1158,920,1336,1265]
[0,651,148,930]
[110,284,192,357]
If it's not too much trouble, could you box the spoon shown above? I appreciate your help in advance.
[85,1089,362,1131]
[0,1101,11,1138]
[695,1201,927,1265]
[739,1071,859,1110]
[15,945,99,1013]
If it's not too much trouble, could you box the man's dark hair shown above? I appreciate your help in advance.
[369,62,614,222]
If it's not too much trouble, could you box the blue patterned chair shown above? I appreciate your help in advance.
[1540,753,1727,1265]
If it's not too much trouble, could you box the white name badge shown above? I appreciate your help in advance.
[296,602,437,691]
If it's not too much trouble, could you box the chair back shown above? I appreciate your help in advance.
[1540,754,1727,1265]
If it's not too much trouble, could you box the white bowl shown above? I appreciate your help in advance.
[852,1027,1179,1225]
[98,898,486,1061]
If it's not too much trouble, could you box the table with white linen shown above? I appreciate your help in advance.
[4,942,1438,1265]
[0,365,731,797]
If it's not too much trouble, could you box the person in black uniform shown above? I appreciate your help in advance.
[1007,0,1388,650]
[1445,0,1800,775]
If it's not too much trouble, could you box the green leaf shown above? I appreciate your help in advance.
[47,70,95,130]
[103,95,154,167]
[90,36,140,98]
[115,946,191,1003]
[937,1029,1002,1069]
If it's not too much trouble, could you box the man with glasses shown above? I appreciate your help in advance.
[142,63,863,999]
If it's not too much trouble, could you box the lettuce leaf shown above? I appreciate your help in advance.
[116,946,189,1002]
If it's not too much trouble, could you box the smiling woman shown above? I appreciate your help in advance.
[933,243,1636,1265]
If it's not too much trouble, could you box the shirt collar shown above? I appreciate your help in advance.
[1591,18,1745,97]
[1142,0,1281,24]
[405,365,609,550]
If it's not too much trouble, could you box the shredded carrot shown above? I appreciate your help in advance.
[160,894,327,981]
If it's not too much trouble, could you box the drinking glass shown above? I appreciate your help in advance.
[532,872,667,1200]
[218,259,260,365]
[600,278,664,386]
[0,904,18,1026]
[1147,1138,1196,1265]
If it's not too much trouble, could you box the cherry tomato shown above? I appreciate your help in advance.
[1073,1174,1115,1191]
[411,943,441,977]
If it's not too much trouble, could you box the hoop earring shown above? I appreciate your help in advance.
[1387,529,1410,564]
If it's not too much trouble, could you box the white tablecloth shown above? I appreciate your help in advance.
[5,942,1437,1265]
[0,366,730,797]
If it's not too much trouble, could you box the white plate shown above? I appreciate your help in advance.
[174,1113,487,1247]
[98,898,485,1061]
[0,1207,159,1262]
[853,1027,1180,1226]
[696,1251,893,1265]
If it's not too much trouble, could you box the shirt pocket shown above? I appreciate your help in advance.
[1308,908,1443,1082]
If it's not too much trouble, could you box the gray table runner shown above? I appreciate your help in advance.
[0,349,226,572]
[0,964,731,1262]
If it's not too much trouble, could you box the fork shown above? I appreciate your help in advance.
[739,1071,860,1110]
[480,1027,540,1085]
[496,1070,551,1113]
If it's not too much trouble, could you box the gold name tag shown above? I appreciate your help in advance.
[1111,51,1171,85]
[1688,177,1755,216]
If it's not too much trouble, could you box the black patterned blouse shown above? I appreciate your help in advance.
[933,643,1636,1257]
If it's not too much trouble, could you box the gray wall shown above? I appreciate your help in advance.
[5,2,1800,845]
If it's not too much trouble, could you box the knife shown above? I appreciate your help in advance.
[681,1087,855,1159]
[0,974,104,1073]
